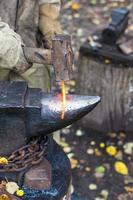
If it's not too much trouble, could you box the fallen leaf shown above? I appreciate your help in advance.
[67,153,74,159]
[128,24,133,31]
[95,166,106,173]
[0,158,8,165]
[70,158,78,169]
[88,184,97,190]
[106,146,117,156]
[71,2,81,11]
[6,182,19,195]
[63,146,72,153]
[115,150,123,160]
[0,194,10,200]
[85,167,91,172]
[59,141,69,148]
[76,129,84,136]
[124,142,133,155]
[114,161,128,175]
[90,0,97,5]
[100,189,109,198]
[100,143,105,148]
[95,148,102,156]
[90,141,96,146]
[87,148,94,155]
[94,172,104,179]
[16,190,24,197]
[124,186,133,193]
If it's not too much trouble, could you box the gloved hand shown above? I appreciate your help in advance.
[39,3,63,49]
[0,22,30,73]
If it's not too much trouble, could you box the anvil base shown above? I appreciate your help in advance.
[22,139,71,200]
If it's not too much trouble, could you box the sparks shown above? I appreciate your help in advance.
[61,80,67,120]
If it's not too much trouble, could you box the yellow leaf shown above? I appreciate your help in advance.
[59,141,69,148]
[6,182,19,195]
[70,158,78,169]
[0,194,10,200]
[71,2,81,11]
[114,161,128,175]
[100,143,105,148]
[106,146,117,156]
[16,189,24,197]
[0,157,8,165]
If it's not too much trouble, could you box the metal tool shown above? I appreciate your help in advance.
[20,34,74,82]
[102,8,129,44]
[0,81,100,155]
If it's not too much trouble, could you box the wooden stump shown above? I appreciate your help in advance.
[76,44,133,133]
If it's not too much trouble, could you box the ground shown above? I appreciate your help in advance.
[60,1,133,200]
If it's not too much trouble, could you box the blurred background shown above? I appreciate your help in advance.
[59,1,133,200]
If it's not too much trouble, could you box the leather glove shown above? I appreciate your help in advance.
[39,3,63,49]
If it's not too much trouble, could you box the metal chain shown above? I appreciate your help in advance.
[0,136,49,172]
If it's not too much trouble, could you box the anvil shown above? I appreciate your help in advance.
[0,81,100,155]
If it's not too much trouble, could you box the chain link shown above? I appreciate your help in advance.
[0,136,49,172]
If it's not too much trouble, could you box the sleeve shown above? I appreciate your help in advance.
[39,0,61,5]
[0,22,22,69]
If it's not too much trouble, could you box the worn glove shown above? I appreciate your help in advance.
[39,3,63,49]
[0,22,30,73]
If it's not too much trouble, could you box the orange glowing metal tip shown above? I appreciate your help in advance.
[61,80,67,120]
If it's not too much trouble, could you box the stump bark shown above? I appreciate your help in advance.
[76,48,133,133]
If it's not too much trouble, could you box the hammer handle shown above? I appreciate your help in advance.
[23,47,52,65]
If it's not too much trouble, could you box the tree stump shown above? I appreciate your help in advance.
[76,43,133,133]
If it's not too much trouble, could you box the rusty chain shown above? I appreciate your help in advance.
[0,136,49,172]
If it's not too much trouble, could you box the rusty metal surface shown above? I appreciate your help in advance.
[52,34,74,81]
[22,34,74,82]
[22,140,72,200]
[24,159,52,190]
[0,136,48,173]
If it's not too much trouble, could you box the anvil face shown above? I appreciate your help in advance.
[0,81,100,155]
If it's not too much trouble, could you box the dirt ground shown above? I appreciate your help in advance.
[60,1,133,200]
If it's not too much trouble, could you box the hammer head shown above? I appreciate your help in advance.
[52,34,74,82]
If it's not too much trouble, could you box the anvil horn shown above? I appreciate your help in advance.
[39,94,100,135]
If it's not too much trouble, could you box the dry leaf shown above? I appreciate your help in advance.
[124,186,133,193]
[0,158,8,165]
[59,141,69,148]
[128,24,133,31]
[6,182,19,195]
[71,2,81,11]
[16,190,24,197]
[0,194,10,200]
[114,161,128,175]
[106,146,117,156]
[70,158,78,169]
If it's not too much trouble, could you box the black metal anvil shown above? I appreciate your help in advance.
[102,8,129,44]
[0,81,100,155]
[0,81,100,200]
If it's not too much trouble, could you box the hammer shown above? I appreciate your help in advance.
[17,34,74,82]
